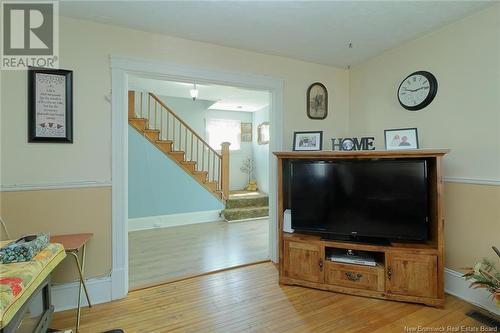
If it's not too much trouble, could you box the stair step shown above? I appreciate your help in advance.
[204,181,218,192]
[156,140,173,153]
[169,151,185,162]
[143,129,160,141]
[129,118,147,131]
[223,206,269,221]
[226,195,269,209]
[193,171,208,182]
[181,161,196,172]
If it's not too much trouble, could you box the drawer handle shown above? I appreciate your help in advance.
[345,272,363,281]
[319,259,324,272]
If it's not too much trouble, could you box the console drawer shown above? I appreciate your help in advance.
[324,261,385,291]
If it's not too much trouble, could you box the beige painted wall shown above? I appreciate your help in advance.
[350,4,500,180]
[0,16,349,281]
[349,5,500,269]
[0,187,111,283]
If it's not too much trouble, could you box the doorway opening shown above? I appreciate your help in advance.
[126,76,272,290]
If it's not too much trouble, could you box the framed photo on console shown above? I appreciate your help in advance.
[28,68,73,143]
[293,131,323,151]
[384,128,419,150]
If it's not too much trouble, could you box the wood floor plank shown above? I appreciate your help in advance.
[128,219,269,289]
[52,263,488,333]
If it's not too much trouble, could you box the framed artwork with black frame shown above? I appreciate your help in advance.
[307,82,328,120]
[384,127,419,150]
[28,67,73,143]
[293,131,323,151]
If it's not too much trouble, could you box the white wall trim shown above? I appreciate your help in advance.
[128,210,222,232]
[444,177,500,186]
[445,267,500,316]
[0,181,111,192]
[51,276,112,312]
[111,55,284,301]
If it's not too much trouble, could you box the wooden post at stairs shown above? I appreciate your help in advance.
[128,90,135,119]
[221,142,231,200]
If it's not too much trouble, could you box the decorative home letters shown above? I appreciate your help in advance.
[331,137,375,151]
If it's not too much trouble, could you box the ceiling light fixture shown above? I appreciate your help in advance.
[190,83,198,101]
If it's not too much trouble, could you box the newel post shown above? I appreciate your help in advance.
[221,142,231,199]
[128,90,135,119]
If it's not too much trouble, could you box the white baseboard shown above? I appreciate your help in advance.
[128,210,222,232]
[51,276,112,312]
[445,268,499,316]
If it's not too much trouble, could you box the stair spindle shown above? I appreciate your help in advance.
[154,100,157,130]
[191,133,194,161]
[140,92,143,118]
[147,96,151,129]
[212,152,215,183]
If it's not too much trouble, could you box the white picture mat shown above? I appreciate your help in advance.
[35,73,66,138]
[294,133,322,151]
[385,129,418,150]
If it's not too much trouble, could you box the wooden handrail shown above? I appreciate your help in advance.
[130,90,229,200]
[148,93,222,158]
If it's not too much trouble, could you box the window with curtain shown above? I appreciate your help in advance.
[206,118,241,150]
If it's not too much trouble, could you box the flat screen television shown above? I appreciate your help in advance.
[290,159,429,242]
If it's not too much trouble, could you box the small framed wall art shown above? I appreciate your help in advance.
[384,128,419,150]
[306,82,328,120]
[241,122,252,142]
[28,67,73,143]
[293,131,323,151]
[257,122,270,145]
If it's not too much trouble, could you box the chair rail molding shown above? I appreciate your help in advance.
[110,54,284,300]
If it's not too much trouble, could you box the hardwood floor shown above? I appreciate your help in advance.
[52,262,486,333]
[128,219,269,289]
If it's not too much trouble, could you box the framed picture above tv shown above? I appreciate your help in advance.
[293,131,323,151]
[384,128,419,150]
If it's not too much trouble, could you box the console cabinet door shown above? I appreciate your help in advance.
[386,253,438,298]
[284,240,324,283]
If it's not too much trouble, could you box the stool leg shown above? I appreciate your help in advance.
[69,247,92,331]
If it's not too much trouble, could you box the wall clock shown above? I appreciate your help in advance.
[307,82,328,119]
[397,71,437,111]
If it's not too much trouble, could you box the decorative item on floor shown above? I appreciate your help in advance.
[0,234,49,264]
[293,131,323,151]
[257,122,270,145]
[331,137,375,151]
[463,246,500,313]
[398,71,438,111]
[307,82,328,119]
[384,128,419,150]
[241,122,252,142]
[240,157,257,191]
[28,67,73,143]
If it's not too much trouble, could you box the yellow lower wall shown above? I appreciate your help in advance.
[0,187,111,283]
[0,182,497,283]
[444,182,500,271]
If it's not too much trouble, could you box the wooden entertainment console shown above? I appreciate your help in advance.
[274,149,449,307]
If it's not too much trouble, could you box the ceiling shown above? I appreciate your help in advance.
[129,76,270,112]
[60,1,493,67]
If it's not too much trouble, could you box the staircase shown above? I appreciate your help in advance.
[128,91,229,202]
[223,192,269,222]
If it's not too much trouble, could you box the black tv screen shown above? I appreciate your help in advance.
[290,159,429,241]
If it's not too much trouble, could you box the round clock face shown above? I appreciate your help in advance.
[342,139,354,151]
[398,71,437,111]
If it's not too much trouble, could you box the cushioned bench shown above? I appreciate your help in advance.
[0,241,65,331]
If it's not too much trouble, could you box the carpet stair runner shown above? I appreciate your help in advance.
[223,193,269,222]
